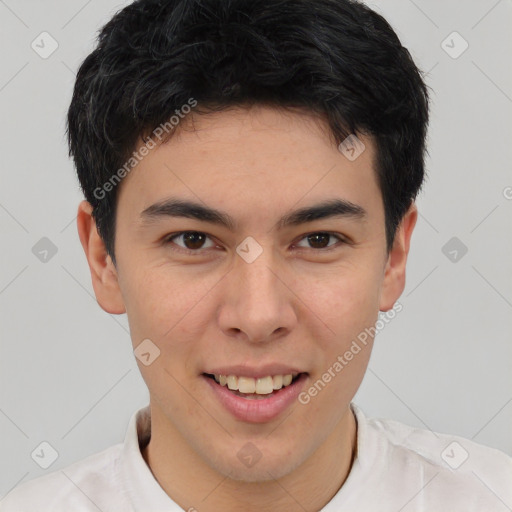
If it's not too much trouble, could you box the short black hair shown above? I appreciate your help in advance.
[67,0,430,261]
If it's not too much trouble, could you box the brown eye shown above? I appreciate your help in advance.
[307,233,330,249]
[182,232,206,249]
[295,232,344,250]
[167,231,215,251]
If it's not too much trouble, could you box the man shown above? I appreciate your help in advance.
[1,0,510,510]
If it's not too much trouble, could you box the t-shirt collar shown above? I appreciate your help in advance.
[119,404,181,511]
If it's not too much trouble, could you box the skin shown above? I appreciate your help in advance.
[77,105,417,512]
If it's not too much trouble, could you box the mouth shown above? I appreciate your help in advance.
[203,372,303,399]
[202,371,308,423]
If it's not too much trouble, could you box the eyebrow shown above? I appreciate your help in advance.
[140,197,366,231]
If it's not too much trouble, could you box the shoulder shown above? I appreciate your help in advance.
[0,443,128,512]
[366,410,511,471]
[351,404,512,510]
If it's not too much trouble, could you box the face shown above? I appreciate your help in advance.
[79,106,415,482]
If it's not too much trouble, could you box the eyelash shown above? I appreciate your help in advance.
[163,231,349,255]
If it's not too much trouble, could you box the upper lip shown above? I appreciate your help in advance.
[204,364,307,379]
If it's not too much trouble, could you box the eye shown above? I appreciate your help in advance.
[295,232,346,251]
[163,230,348,255]
[165,231,217,253]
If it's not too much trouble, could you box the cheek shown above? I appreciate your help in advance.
[297,261,381,404]
[298,273,378,423]
[120,264,212,342]
[304,262,383,343]
[120,267,211,401]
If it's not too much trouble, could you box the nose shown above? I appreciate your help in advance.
[217,247,298,345]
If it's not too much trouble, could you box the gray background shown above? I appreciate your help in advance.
[1,0,511,498]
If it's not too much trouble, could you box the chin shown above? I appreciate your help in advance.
[209,448,306,483]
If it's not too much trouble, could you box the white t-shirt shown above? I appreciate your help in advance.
[1,403,511,511]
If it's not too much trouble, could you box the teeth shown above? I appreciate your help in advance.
[256,376,274,394]
[238,376,256,393]
[272,375,283,390]
[212,373,298,395]
[227,375,238,390]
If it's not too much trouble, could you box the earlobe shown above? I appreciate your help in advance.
[76,200,126,314]
[379,203,418,311]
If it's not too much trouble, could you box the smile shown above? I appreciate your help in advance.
[206,373,300,398]
[202,372,308,423]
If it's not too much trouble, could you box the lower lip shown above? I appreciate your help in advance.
[203,374,308,423]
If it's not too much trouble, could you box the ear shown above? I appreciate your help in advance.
[76,200,126,314]
[379,203,418,311]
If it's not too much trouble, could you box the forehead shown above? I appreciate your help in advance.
[116,106,381,222]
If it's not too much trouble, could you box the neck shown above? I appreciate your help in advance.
[141,405,357,512]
